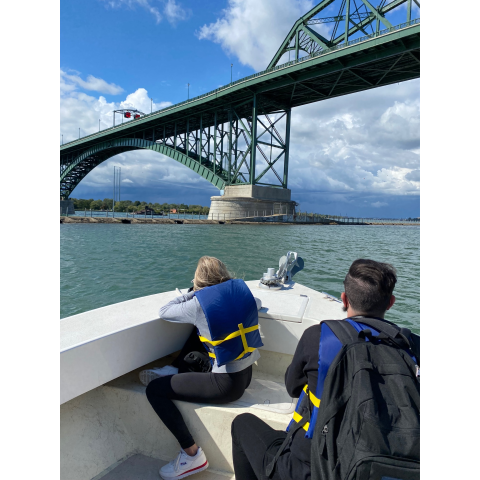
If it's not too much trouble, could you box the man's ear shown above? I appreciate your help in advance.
[386,295,396,311]
[341,292,348,309]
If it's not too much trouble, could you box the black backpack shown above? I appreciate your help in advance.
[310,318,420,480]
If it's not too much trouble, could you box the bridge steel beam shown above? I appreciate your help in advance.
[60,96,292,198]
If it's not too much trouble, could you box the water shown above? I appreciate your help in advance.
[60,224,419,333]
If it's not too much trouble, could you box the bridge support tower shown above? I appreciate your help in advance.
[208,185,296,220]
[60,199,75,215]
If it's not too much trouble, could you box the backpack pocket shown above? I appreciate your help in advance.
[350,456,420,480]
[356,400,420,460]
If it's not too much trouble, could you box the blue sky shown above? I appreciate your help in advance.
[61,0,420,217]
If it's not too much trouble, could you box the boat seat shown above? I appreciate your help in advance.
[62,350,295,480]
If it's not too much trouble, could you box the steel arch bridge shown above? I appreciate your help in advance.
[60,0,420,199]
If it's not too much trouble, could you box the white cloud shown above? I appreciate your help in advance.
[372,201,388,208]
[120,88,172,114]
[79,149,211,192]
[61,70,124,95]
[60,72,172,140]
[100,0,190,25]
[197,0,316,71]
[163,0,191,24]
[285,80,421,198]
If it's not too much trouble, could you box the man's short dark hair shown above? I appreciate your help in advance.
[343,259,397,316]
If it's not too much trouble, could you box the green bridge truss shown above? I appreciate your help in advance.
[60,0,420,199]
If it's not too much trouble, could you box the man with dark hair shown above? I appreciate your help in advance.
[231,259,408,480]
[342,259,397,317]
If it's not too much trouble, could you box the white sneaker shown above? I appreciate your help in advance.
[159,447,208,479]
[139,366,179,386]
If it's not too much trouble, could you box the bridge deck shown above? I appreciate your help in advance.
[60,20,419,156]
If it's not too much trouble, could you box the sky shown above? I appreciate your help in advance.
[61,0,420,217]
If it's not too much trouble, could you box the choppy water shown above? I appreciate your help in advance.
[60,224,419,333]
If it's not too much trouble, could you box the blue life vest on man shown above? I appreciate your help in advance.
[194,279,264,367]
[287,317,418,438]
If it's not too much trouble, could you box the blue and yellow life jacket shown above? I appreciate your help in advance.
[287,318,409,438]
[194,279,264,367]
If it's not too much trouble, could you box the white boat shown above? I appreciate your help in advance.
[60,253,344,480]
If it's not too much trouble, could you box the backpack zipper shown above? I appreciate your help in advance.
[318,425,328,454]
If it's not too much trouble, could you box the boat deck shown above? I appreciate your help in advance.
[93,454,234,480]
[61,280,344,479]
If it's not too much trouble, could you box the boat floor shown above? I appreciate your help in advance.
[94,453,234,480]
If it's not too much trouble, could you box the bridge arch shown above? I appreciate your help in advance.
[60,138,227,199]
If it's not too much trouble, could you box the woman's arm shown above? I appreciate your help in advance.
[159,290,198,325]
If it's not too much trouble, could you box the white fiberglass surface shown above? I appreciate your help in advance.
[228,377,297,414]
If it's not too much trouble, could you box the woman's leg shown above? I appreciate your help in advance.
[231,413,286,480]
[146,367,252,450]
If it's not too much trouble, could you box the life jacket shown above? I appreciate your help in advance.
[286,317,419,439]
[194,279,263,367]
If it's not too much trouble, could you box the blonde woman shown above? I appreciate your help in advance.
[143,256,263,480]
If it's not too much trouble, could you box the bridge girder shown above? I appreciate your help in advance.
[60,99,292,199]
[268,0,419,68]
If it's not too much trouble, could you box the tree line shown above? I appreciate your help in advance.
[71,198,210,214]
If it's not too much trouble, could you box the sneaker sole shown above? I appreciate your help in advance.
[159,460,209,479]
[139,370,162,386]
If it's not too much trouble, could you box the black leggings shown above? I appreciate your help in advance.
[231,413,311,480]
[145,330,252,449]
[231,413,286,480]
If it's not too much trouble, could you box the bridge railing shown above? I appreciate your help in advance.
[206,212,419,225]
[61,18,420,148]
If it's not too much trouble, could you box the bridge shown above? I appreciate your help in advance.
[60,0,420,213]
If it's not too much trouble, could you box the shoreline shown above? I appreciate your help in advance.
[60,216,419,226]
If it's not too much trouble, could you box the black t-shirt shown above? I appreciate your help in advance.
[277,323,321,480]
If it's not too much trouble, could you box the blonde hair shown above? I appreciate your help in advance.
[193,256,233,291]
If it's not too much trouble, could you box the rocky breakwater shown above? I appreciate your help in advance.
[60,216,227,225]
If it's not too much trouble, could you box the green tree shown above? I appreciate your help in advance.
[115,201,128,212]
[78,198,92,210]
[90,200,102,210]
[102,198,113,209]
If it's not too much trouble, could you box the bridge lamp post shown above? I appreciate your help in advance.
[187,83,190,100]
[150,98,153,113]
[99,119,100,132]
[79,127,80,139]
[61,134,63,145]
[231,64,233,84]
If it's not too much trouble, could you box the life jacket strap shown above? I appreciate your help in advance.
[290,385,321,432]
[308,385,321,408]
[199,323,259,361]
[198,324,259,346]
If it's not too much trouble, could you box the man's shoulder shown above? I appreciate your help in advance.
[303,319,346,334]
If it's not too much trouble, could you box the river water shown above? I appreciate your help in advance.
[60,224,420,333]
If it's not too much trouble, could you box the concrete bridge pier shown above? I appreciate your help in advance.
[60,199,75,215]
[208,185,296,220]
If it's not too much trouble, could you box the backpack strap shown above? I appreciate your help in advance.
[409,332,420,366]
[350,316,400,339]
[322,320,359,345]
[351,317,420,364]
